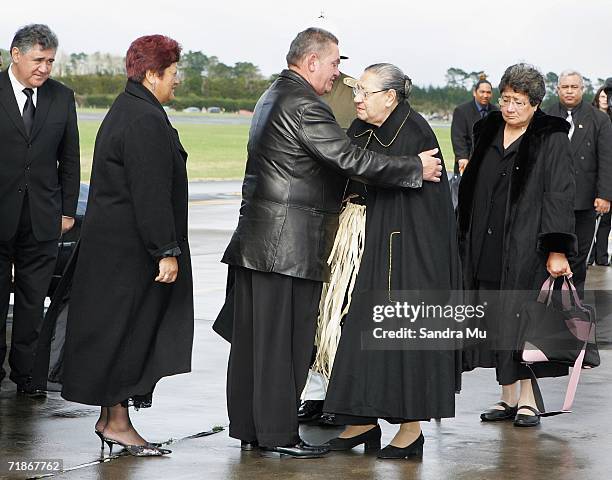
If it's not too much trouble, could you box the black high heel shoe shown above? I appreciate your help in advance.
[377,432,424,460]
[329,424,381,452]
[96,430,163,450]
[103,436,171,457]
[95,430,105,450]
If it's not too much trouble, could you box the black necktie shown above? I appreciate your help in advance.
[22,88,35,136]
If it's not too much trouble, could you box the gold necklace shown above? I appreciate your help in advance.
[353,108,412,149]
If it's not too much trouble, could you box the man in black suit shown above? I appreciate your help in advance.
[547,70,612,294]
[451,77,499,173]
[0,24,80,395]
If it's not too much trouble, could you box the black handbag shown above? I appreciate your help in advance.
[517,276,599,416]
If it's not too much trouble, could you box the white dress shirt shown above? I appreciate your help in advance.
[8,63,38,114]
[8,64,73,220]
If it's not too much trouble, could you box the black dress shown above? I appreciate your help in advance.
[61,81,194,408]
[323,103,462,423]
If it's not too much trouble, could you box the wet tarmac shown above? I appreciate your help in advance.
[1,182,612,479]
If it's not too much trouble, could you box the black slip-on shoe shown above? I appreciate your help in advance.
[377,433,424,460]
[513,406,541,427]
[480,401,518,422]
[329,424,381,452]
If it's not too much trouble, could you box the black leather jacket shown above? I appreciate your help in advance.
[222,69,424,282]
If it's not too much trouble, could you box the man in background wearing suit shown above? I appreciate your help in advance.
[451,76,499,174]
[547,70,612,295]
[0,24,80,395]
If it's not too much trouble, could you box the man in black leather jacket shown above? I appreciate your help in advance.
[218,27,442,458]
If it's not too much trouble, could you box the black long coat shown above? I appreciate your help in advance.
[458,110,577,373]
[61,81,194,407]
[324,103,462,421]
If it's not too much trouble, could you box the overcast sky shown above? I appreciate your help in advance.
[1,0,609,86]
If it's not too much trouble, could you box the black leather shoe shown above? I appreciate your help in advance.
[596,259,610,266]
[262,440,330,458]
[377,433,424,460]
[297,400,324,423]
[16,384,47,398]
[480,401,518,421]
[329,424,381,452]
[241,440,259,451]
[513,406,541,427]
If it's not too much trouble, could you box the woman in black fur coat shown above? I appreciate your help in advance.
[457,63,577,428]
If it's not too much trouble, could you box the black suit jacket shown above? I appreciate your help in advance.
[451,99,499,172]
[547,101,612,210]
[0,70,80,241]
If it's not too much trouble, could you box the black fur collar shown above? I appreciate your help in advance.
[457,109,569,237]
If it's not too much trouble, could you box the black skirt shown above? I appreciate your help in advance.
[323,184,461,422]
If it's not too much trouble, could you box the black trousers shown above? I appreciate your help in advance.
[225,266,322,447]
[590,212,611,264]
[0,195,58,386]
[571,209,597,297]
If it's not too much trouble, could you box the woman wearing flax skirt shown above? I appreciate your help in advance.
[323,63,462,460]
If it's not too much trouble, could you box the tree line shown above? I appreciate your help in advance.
[0,48,603,113]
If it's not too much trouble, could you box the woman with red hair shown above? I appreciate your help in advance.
[61,35,193,457]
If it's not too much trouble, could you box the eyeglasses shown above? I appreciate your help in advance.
[352,86,387,99]
[498,96,530,109]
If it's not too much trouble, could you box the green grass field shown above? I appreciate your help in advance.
[78,117,453,181]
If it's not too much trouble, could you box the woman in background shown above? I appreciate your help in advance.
[589,86,612,266]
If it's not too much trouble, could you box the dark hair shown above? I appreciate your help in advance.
[364,63,412,104]
[593,86,612,120]
[126,35,181,82]
[498,63,545,106]
[10,24,58,53]
[474,78,492,91]
[286,27,338,66]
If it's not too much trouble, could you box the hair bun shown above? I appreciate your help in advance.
[403,76,413,98]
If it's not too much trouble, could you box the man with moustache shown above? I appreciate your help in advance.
[547,70,612,294]
[218,27,442,458]
[0,24,79,395]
